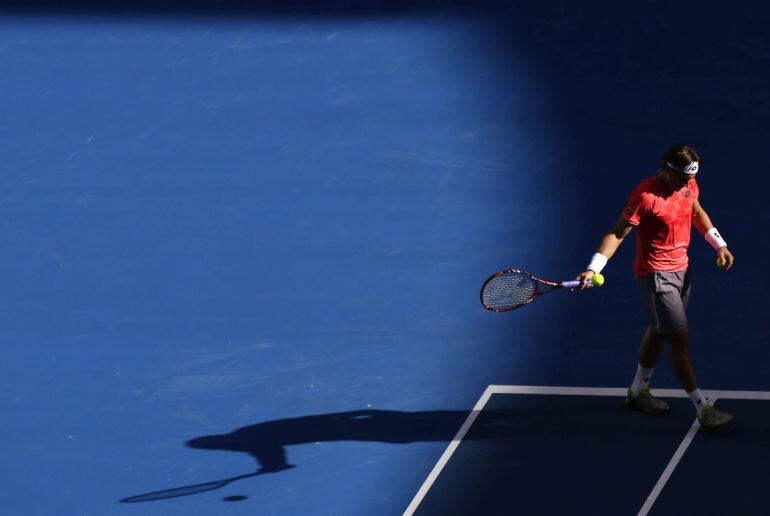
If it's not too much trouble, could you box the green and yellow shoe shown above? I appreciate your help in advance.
[625,386,671,414]
[698,401,735,431]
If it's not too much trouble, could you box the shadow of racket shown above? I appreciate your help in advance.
[120,469,277,502]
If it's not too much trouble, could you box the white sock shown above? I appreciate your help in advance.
[630,364,654,396]
[688,389,709,414]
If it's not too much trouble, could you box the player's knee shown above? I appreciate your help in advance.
[667,330,690,352]
[649,332,666,347]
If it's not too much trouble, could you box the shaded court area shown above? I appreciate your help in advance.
[411,387,770,516]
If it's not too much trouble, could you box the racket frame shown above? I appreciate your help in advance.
[480,268,577,312]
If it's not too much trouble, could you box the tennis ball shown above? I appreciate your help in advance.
[716,257,727,269]
[591,273,605,287]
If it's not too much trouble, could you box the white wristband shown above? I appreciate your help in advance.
[587,253,608,274]
[705,227,727,250]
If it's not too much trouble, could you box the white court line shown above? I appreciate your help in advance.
[488,385,770,400]
[405,385,770,515]
[636,409,706,516]
[402,385,495,516]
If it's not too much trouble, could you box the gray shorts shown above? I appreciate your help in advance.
[637,269,691,335]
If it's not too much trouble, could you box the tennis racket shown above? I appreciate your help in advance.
[480,269,602,312]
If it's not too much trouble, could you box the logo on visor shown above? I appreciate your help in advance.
[683,162,699,175]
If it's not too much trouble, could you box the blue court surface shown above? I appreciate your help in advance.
[2,2,770,515]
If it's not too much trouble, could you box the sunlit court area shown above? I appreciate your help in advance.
[3,1,770,515]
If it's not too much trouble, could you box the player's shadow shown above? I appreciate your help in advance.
[188,408,520,471]
[121,408,519,502]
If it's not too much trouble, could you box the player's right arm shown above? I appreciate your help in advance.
[577,215,634,288]
[596,215,635,260]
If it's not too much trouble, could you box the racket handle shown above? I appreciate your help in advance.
[561,279,595,289]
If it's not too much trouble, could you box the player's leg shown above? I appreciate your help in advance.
[667,330,698,392]
[668,332,734,429]
[645,271,699,402]
[667,271,734,429]
[638,326,666,369]
[667,270,700,394]
[627,274,671,413]
[629,327,665,394]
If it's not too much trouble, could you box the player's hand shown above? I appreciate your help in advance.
[716,247,734,271]
[575,270,595,289]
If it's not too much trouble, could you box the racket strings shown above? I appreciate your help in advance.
[482,273,538,310]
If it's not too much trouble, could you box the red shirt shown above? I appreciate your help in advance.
[623,175,699,277]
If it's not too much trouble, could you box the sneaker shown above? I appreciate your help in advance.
[625,387,671,414]
[698,401,735,431]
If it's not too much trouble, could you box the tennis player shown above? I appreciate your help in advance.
[577,144,735,430]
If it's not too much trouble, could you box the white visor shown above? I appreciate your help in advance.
[667,161,699,175]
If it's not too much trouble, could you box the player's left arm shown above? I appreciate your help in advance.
[691,198,715,235]
[692,198,734,270]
